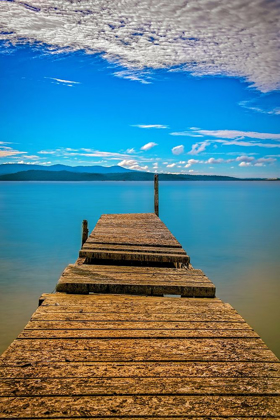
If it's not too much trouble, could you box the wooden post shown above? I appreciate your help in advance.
[82,219,89,247]
[154,174,159,216]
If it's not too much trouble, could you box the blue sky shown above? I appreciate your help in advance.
[0,0,280,178]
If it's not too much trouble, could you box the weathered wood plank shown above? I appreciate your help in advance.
[0,418,275,420]
[58,274,212,286]
[30,310,243,322]
[0,395,279,418]
[88,235,181,247]
[2,338,277,363]
[82,243,188,255]
[56,264,215,297]
[57,265,211,282]
[1,361,279,379]
[79,249,190,264]
[57,283,215,296]
[18,329,259,339]
[42,292,220,302]
[35,304,233,314]
[86,213,184,250]
[41,297,223,308]
[41,292,220,303]
[24,321,250,330]
[58,264,205,276]
[0,212,279,419]
[1,377,279,397]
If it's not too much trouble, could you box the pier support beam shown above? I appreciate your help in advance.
[81,219,89,246]
[154,174,159,216]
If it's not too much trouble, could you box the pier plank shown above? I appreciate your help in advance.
[0,212,279,419]
[2,338,277,364]
[1,376,279,396]
[56,264,215,297]
[18,329,260,339]
[80,213,189,265]
[1,361,279,379]
[0,395,279,418]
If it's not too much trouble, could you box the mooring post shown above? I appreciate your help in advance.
[154,174,159,216]
[82,219,89,247]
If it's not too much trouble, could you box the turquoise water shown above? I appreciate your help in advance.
[0,181,279,357]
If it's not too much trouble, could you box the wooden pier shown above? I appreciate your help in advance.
[0,212,279,418]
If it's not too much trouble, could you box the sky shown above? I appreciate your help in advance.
[0,0,280,178]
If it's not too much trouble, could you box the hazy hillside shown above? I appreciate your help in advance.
[0,169,241,181]
[0,164,134,175]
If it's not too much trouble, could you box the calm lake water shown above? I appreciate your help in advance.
[0,181,279,357]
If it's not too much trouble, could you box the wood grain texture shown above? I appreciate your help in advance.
[1,361,279,379]
[0,395,279,418]
[80,213,190,265]
[56,264,215,297]
[0,213,279,418]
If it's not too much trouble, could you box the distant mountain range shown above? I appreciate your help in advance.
[0,164,132,175]
[0,164,277,181]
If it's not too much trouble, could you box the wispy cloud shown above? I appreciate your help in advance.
[38,148,135,160]
[183,155,277,168]
[170,132,204,137]
[239,101,280,116]
[172,145,184,155]
[190,129,280,141]
[133,124,168,129]
[172,128,280,154]
[140,142,158,151]
[45,77,80,86]
[114,70,151,84]
[185,159,202,168]
[220,141,280,149]
[237,157,277,167]
[118,159,148,171]
[0,150,26,158]
[1,1,279,91]
[188,141,210,155]
[236,156,254,163]
[0,143,27,158]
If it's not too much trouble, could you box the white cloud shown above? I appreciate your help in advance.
[166,163,176,168]
[182,155,277,168]
[0,143,27,158]
[170,132,204,137]
[0,150,26,158]
[172,145,184,155]
[114,70,151,84]
[236,156,255,163]
[222,141,280,149]
[118,159,148,171]
[46,77,80,86]
[176,128,280,152]
[239,162,251,167]
[255,157,276,164]
[1,1,279,91]
[239,101,280,116]
[133,125,168,129]
[140,142,158,151]
[192,129,280,141]
[188,141,210,155]
[206,157,225,164]
[238,156,276,167]
[185,159,201,167]
[38,148,135,160]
